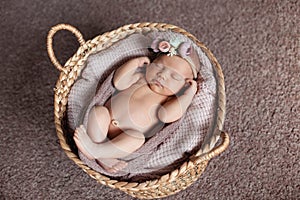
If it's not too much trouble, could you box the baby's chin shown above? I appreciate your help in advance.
[148,83,176,96]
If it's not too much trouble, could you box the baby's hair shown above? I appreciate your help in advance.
[148,48,167,61]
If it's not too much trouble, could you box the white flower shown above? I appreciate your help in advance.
[167,47,177,56]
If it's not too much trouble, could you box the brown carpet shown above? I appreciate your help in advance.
[1,0,299,199]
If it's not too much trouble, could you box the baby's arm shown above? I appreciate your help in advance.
[113,56,150,90]
[158,80,198,123]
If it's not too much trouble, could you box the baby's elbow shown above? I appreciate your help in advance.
[113,82,123,91]
[158,110,168,123]
[158,108,182,124]
[112,78,120,89]
[113,79,126,91]
[112,71,125,90]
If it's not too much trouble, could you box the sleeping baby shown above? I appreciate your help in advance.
[73,38,200,173]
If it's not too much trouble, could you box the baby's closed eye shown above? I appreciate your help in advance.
[171,73,183,81]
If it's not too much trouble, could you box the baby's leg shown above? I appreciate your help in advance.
[74,126,145,173]
[74,127,145,173]
[75,126,127,173]
[74,127,145,159]
[87,106,111,143]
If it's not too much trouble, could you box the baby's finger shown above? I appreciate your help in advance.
[139,57,150,66]
[186,79,195,86]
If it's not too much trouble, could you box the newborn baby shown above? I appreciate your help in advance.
[74,38,200,173]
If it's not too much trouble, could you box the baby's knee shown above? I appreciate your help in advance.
[94,106,110,117]
[90,106,111,122]
[87,106,111,142]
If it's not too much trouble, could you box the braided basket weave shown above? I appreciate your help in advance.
[47,22,229,199]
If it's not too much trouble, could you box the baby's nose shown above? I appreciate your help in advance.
[157,69,168,79]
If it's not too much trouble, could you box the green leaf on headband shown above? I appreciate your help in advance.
[169,38,181,49]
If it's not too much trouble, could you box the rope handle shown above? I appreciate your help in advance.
[191,131,230,164]
[47,24,85,72]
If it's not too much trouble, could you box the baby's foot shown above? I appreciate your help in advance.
[96,158,128,173]
[73,125,95,160]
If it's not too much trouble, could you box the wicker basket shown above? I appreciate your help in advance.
[47,22,229,199]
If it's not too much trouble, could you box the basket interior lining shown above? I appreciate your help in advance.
[67,31,217,181]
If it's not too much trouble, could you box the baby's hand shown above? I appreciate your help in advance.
[136,56,150,67]
[184,79,198,96]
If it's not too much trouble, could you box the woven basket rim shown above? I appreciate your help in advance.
[48,22,229,199]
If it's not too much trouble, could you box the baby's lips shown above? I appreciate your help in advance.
[153,79,163,88]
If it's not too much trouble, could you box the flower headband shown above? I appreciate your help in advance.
[150,37,200,79]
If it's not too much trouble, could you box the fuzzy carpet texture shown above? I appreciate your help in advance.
[0,0,299,199]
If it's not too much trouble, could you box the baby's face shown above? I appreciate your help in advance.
[146,55,193,96]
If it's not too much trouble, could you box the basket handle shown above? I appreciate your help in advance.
[47,24,85,72]
[191,131,230,164]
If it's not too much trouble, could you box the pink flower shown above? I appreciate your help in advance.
[151,37,163,52]
[178,42,191,58]
[158,41,171,53]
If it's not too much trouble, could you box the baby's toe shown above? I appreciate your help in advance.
[107,168,117,173]
[115,161,127,171]
[114,164,122,171]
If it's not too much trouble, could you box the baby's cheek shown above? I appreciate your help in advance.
[176,81,186,90]
[168,82,184,94]
[146,69,156,79]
